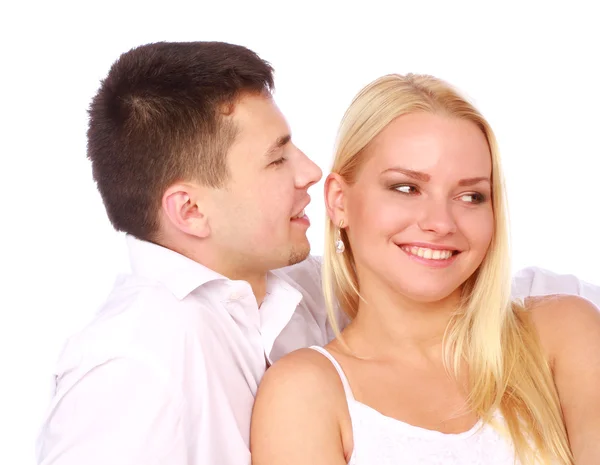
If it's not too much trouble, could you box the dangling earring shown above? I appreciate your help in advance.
[335,220,345,254]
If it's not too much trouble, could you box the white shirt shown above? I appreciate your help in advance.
[512,266,600,305]
[36,236,599,465]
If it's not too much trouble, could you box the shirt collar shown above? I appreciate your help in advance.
[126,235,304,357]
[260,272,303,361]
[127,235,227,300]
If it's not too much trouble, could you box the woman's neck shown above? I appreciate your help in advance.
[340,276,462,362]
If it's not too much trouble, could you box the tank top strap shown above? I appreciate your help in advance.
[309,346,356,402]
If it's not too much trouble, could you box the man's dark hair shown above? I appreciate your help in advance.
[87,41,274,241]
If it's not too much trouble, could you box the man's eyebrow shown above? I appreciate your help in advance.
[264,134,291,156]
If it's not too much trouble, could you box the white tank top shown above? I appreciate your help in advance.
[309,346,522,465]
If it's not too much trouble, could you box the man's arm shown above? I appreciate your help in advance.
[313,258,600,305]
[37,357,186,465]
[300,259,600,344]
[512,266,600,306]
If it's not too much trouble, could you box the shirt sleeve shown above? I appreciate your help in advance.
[511,266,600,308]
[37,356,187,465]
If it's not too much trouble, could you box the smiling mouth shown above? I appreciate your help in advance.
[399,245,460,260]
[291,209,306,220]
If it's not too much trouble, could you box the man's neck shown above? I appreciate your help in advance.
[158,237,269,305]
[208,258,269,306]
[242,274,268,306]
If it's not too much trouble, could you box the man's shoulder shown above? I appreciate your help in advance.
[512,266,600,307]
[89,274,205,336]
[55,275,212,381]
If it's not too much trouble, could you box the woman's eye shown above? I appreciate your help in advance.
[394,184,419,195]
[459,192,486,204]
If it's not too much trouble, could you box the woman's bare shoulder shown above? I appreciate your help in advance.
[250,348,350,464]
[521,294,600,364]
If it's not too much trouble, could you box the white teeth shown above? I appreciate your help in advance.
[292,209,305,219]
[402,246,455,260]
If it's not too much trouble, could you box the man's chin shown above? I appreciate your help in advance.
[287,244,310,267]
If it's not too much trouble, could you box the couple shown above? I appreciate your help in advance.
[36,41,600,465]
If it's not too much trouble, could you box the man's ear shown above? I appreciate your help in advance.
[324,173,348,226]
[161,183,210,238]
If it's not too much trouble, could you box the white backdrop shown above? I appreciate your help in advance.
[1,1,599,463]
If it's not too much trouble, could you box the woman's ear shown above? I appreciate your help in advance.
[324,172,348,226]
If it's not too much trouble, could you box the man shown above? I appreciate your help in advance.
[36,41,599,465]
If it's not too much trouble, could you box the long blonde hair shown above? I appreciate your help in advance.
[322,74,572,465]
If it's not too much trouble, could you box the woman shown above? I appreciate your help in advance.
[250,74,600,464]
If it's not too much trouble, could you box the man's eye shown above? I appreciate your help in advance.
[459,192,486,204]
[394,184,419,195]
[270,157,286,167]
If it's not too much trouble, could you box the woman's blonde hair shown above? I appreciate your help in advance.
[323,74,572,464]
